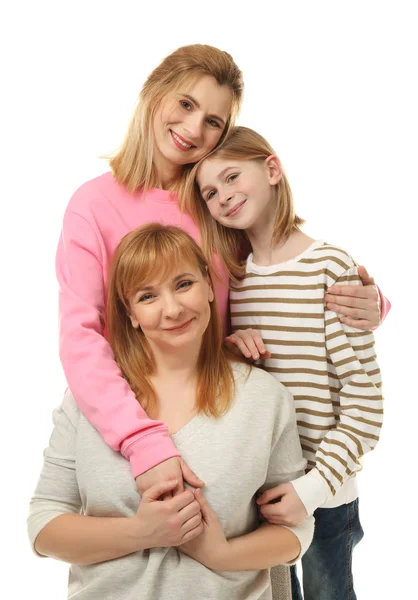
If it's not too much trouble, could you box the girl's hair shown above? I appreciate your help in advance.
[107,223,244,418]
[109,45,243,194]
[184,126,304,280]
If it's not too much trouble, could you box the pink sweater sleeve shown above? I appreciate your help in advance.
[56,210,180,478]
[378,287,391,323]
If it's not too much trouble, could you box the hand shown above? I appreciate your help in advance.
[133,479,203,548]
[179,489,229,570]
[136,456,205,500]
[324,266,381,329]
[257,482,308,527]
[225,329,272,361]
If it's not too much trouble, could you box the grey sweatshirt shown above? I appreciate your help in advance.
[28,363,314,599]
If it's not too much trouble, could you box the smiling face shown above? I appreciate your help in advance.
[196,155,282,232]
[128,262,214,355]
[152,75,232,178]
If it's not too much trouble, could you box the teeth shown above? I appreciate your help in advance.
[172,131,192,148]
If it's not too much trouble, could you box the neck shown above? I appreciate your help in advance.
[153,152,182,190]
[149,341,200,385]
[248,225,316,266]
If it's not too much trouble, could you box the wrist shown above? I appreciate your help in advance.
[291,469,330,516]
[126,516,152,552]
[208,540,231,571]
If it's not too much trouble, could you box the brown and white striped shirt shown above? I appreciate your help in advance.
[230,240,383,515]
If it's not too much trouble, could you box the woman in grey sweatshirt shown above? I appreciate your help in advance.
[28,224,314,600]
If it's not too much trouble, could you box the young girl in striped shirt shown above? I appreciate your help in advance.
[186,126,385,600]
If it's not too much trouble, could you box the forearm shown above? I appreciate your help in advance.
[221,523,300,571]
[35,514,145,565]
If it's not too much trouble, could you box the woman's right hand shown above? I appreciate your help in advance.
[132,479,203,548]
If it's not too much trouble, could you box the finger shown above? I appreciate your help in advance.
[180,521,204,544]
[225,336,253,359]
[169,489,196,512]
[340,316,374,330]
[177,498,201,525]
[326,286,369,299]
[181,512,202,535]
[358,265,375,286]
[247,330,267,356]
[142,479,178,502]
[259,503,284,521]
[257,486,284,505]
[194,489,212,521]
[181,460,205,489]
[326,303,368,319]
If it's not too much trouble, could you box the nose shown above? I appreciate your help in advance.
[219,190,233,205]
[162,293,184,319]
[184,112,204,141]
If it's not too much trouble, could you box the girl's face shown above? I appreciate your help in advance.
[196,156,282,232]
[153,76,232,174]
[128,261,214,355]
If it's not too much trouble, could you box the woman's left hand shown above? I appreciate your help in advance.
[324,266,381,329]
[179,489,229,570]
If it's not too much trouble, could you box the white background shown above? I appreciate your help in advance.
[1,1,416,598]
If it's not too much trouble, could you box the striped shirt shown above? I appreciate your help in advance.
[230,240,383,515]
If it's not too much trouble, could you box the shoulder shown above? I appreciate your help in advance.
[231,362,293,413]
[65,172,119,215]
[311,242,358,271]
[54,389,82,431]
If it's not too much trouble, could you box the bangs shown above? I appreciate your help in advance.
[116,226,207,305]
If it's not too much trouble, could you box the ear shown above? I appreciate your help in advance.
[129,314,140,329]
[208,283,214,303]
[265,155,282,185]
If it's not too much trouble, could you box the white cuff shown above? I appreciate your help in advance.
[291,469,330,516]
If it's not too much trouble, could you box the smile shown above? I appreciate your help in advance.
[164,318,194,332]
[225,200,246,217]
[170,130,194,151]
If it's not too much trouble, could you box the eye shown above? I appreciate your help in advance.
[207,118,221,128]
[137,293,154,303]
[206,189,217,202]
[180,100,192,111]
[227,173,239,183]
[177,280,194,290]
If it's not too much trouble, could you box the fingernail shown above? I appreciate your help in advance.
[254,353,259,360]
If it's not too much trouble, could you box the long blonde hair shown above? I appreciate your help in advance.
[109,45,243,194]
[107,224,244,418]
[184,126,304,280]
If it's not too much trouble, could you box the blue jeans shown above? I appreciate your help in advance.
[291,499,364,600]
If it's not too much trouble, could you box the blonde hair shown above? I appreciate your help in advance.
[107,223,245,418]
[184,126,304,280]
[109,45,243,194]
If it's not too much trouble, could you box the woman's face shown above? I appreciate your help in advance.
[153,75,232,176]
[128,261,214,355]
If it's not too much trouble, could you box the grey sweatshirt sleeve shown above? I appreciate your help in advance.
[27,392,82,555]
[261,382,315,562]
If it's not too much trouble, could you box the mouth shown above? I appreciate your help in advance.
[170,130,195,151]
[225,200,246,218]
[164,318,194,332]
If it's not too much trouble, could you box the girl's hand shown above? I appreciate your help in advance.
[225,329,272,361]
[257,482,308,527]
[179,489,229,570]
[132,480,203,548]
[324,266,381,329]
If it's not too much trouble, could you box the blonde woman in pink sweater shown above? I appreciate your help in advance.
[56,44,389,524]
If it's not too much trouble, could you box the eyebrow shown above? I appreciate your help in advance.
[199,166,240,194]
[136,272,196,292]
[182,94,226,126]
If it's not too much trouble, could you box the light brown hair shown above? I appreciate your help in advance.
[107,223,246,418]
[109,45,243,194]
[184,126,304,280]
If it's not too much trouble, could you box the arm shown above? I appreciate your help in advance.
[325,265,391,329]
[57,208,181,479]
[292,265,383,516]
[28,398,203,565]
[180,385,314,569]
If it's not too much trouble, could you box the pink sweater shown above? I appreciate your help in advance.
[56,172,229,477]
[57,171,391,479]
